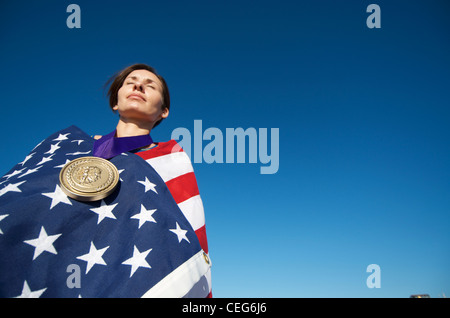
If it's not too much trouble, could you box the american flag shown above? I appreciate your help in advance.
[0,126,211,298]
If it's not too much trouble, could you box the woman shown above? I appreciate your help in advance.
[0,64,211,298]
[95,63,212,296]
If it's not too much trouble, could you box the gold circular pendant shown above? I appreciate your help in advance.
[59,156,119,202]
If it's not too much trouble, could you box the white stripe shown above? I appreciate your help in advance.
[178,195,205,231]
[183,264,212,297]
[141,250,212,298]
[146,152,193,182]
[205,265,212,293]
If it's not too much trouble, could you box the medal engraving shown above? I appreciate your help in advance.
[59,157,119,201]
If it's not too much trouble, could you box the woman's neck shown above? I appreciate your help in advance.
[115,118,152,138]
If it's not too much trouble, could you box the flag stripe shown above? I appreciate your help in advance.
[141,249,211,298]
[137,140,182,160]
[177,195,205,231]
[135,145,207,235]
[140,153,193,183]
[165,172,200,204]
[194,225,209,254]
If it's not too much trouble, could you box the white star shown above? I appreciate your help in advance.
[131,204,157,229]
[76,242,109,274]
[169,222,190,243]
[66,151,91,156]
[53,133,70,141]
[15,281,47,298]
[19,153,35,166]
[36,154,54,166]
[122,245,152,277]
[42,184,72,210]
[0,214,9,235]
[54,159,71,169]
[89,200,118,224]
[71,139,84,145]
[24,226,62,260]
[118,169,124,182]
[44,142,61,155]
[3,167,25,179]
[18,165,42,178]
[137,177,157,194]
[0,181,26,197]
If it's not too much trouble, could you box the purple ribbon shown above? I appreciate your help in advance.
[92,130,153,159]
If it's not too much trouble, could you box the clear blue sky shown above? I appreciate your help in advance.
[1,0,449,297]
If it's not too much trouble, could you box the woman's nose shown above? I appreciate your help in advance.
[134,82,144,92]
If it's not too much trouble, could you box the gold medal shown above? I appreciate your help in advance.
[59,156,119,202]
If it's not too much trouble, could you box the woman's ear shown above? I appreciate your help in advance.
[161,107,169,119]
[113,105,119,111]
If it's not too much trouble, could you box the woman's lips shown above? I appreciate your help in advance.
[128,93,146,101]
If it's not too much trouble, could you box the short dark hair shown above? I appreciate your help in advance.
[105,63,170,128]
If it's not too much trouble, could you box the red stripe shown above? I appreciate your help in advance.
[195,225,209,254]
[165,172,199,204]
[135,140,182,160]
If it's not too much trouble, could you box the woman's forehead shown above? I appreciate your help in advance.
[126,69,160,82]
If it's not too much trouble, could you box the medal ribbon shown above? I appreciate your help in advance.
[92,130,153,159]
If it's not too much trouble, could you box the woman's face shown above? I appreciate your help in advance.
[114,69,168,126]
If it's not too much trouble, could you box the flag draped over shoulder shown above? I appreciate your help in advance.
[0,126,211,298]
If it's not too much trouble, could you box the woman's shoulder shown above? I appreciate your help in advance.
[135,140,186,160]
